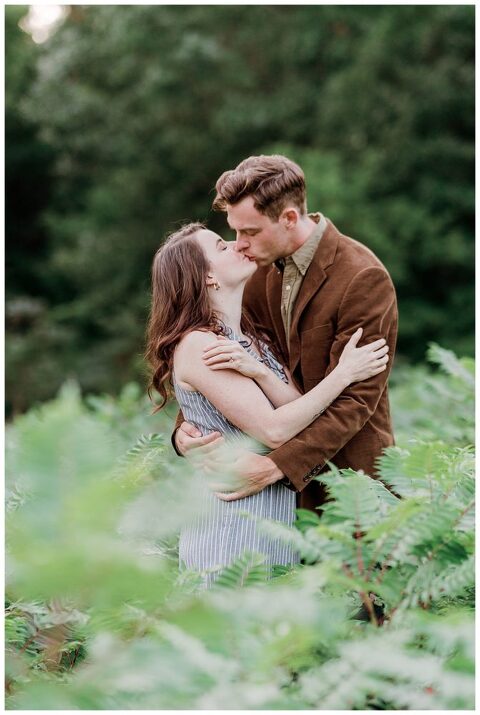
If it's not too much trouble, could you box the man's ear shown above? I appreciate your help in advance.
[280,207,300,230]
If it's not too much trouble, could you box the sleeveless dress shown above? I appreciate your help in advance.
[173,327,299,588]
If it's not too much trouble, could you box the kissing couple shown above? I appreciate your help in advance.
[146,154,398,588]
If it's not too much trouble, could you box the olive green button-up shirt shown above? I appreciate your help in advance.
[280,212,327,345]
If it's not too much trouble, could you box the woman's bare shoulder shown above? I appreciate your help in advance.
[176,329,216,356]
[173,330,217,388]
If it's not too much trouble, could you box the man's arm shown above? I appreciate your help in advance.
[171,410,185,456]
[267,266,398,491]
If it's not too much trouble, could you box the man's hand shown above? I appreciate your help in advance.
[175,421,223,457]
[175,422,286,501]
[215,453,285,501]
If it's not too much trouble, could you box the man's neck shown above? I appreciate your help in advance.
[286,214,320,255]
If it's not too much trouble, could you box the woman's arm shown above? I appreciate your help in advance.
[202,336,301,407]
[253,363,301,406]
[174,329,388,449]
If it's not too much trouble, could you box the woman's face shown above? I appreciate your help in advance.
[195,229,257,289]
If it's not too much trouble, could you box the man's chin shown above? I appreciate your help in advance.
[252,257,270,268]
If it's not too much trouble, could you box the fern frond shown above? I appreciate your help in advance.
[271,563,299,579]
[5,483,31,512]
[255,516,322,564]
[366,498,423,543]
[427,343,475,388]
[376,501,462,570]
[294,508,321,532]
[427,555,475,602]
[123,433,165,461]
[214,551,269,589]
[376,442,465,499]
[451,473,475,506]
[157,622,237,678]
[298,625,474,710]
[318,469,390,530]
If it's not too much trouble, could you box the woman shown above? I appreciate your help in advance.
[146,223,389,587]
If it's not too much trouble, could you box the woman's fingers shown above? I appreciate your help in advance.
[203,345,235,359]
[361,337,387,351]
[346,327,363,348]
[203,339,237,354]
[372,344,389,357]
[368,356,389,371]
[371,352,389,365]
[203,352,236,366]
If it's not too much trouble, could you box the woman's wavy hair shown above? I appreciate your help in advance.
[145,222,272,411]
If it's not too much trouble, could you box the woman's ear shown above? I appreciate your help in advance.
[206,273,220,290]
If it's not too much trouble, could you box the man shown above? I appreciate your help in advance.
[173,155,397,513]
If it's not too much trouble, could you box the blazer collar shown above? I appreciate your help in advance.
[289,219,339,370]
[265,218,339,368]
[266,265,288,361]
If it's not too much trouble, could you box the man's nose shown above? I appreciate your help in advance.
[234,235,249,252]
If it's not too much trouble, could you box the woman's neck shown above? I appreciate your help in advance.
[210,284,245,336]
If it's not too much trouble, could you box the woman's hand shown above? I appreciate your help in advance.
[202,337,266,379]
[337,327,389,385]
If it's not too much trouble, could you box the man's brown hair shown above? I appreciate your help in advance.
[212,154,307,221]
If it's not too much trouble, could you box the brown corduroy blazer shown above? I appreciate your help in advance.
[242,218,398,512]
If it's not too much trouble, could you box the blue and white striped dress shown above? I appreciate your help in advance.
[174,327,299,588]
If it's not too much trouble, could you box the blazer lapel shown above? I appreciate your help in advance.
[289,220,339,373]
[266,266,288,362]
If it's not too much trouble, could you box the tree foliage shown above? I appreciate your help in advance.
[5,5,474,412]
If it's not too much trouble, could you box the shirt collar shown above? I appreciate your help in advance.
[287,212,325,276]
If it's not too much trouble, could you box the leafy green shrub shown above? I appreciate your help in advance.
[389,343,474,446]
[5,347,475,709]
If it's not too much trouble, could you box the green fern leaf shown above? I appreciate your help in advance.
[376,442,460,499]
[255,516,322,563]
[429,556,475,601]
[123,433,165,461]
[294,508,321,532]
[427,343,475,388]
[318,469,388,530]
[214,551,269,589]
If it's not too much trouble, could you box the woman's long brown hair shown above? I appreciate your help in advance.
[145,223,270,411]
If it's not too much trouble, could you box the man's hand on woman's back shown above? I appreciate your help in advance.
[175,421,223,456]
[175,420,284,500]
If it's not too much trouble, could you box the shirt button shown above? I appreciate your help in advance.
[286,285,291,291]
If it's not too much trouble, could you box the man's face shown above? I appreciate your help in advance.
[226,196,290,266]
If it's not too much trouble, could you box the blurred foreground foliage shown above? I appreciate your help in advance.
[5,347,474,710]
[6,4,474,414]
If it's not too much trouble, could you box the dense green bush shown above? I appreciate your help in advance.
[5,348,474,709]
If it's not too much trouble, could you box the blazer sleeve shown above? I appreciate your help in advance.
[171,409,185,457]
[267,266,398,491]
